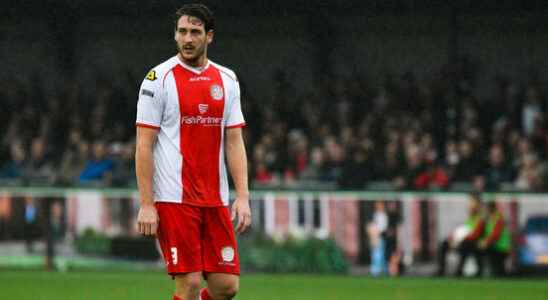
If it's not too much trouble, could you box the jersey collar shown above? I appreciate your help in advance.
[175,55,210,75]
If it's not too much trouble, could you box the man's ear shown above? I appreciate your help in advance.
[207,30,214,44]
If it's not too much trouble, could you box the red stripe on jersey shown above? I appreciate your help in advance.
[172,64,225,206]
[226,122,246,129]
[136,122,160,130]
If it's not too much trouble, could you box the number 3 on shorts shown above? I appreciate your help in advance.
[170,247,178,265]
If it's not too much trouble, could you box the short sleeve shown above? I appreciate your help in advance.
[225,80,246,128]
[136,69,165,129]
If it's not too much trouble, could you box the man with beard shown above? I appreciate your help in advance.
[135,4,251,300]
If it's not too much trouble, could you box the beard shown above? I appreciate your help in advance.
[177,42,206,65]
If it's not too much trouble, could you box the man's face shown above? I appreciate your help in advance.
[93,143,105,160]
[11,144,25,162]
[468,199,480,215]
[174,15,213,63]
[31,139,45,159]
[489,146,504,167]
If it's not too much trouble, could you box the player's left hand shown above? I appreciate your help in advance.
[231,196,251,234]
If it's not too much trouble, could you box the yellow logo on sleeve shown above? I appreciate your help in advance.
[146,70,157,81]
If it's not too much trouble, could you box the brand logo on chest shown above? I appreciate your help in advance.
[189,76,211,82]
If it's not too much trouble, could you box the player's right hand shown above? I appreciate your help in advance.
[137,204,159,236]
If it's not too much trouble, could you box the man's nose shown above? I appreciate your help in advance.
[182,32,193,43]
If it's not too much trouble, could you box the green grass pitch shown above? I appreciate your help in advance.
[1,270,547,300]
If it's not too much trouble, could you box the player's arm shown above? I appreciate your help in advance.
[225,127,251,234]
[136,126,160,236]
[135,69,163,236]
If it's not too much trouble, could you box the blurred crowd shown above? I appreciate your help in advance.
[247,58,548,192]
[1,57,547,191]
[0,77,136,187]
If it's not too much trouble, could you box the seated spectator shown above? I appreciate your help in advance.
[111,141,136,187]
[286,130,309,178]
[300,147,329,181]
[58,132,89,185]
[521,86,542,137]
[339,146,373,188]
[511,137,535,170]
[79,141,113,184]
[444,140,460,180]
[0,141,27,179]
[323,137,345,182]
[454,140,482,182]
[254,162,275,185]
[515,153,542,191]
[378,140,405,188]
[415,158,449,190]
[24,137,55,185]
[402,144,426,190]
[484,144,514,190]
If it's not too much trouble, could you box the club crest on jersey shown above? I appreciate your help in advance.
[221,246,235,262]
[146,70,157,81]
[198,103,208,114]
[210,84,224,100]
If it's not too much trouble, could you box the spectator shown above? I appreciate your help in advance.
[79,141,113,184]
[252,143,279,185]
[23,197,39,253]
[253,162,275,185]
[415,159,449,190]
[300,147,329,181]
[515,154,542,191]
[323,137,345,182]
[285,130,309,179]
[402,144,426,190]
[111,141,136,187]
[339,146,373,188]
[58,131,89,185]
[0,142,27,180]
[386,201,403,276]
[380,140,404,187]
[24,137,55,185]
[50,200,65,242]
[444,140,460,180]
[484,144,514,190]
[453,140,481,182]
[511,137,535,170]
[368,201,388,276]
[522,86,543,137]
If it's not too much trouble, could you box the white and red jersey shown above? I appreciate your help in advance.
[136,55,245,207]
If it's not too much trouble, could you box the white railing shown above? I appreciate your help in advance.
[1,187,547,262]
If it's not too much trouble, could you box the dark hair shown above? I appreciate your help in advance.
[174,3,215,32]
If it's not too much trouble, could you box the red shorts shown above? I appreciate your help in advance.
[155,202,240,277]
